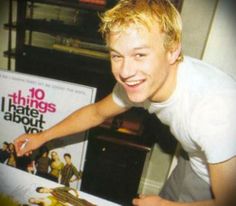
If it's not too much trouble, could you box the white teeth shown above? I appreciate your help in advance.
[126,80,142,86]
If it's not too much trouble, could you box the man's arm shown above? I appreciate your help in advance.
[69,166,82,183]
[14,94,128,156]
[133,156,236,206]
[209,156,236,206]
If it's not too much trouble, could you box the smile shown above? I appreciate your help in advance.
[124,79,145,87]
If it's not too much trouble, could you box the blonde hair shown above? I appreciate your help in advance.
[99,0,183,62]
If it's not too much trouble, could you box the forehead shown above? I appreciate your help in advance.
[107,22,164,51]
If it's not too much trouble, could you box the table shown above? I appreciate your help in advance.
[0,163,120,206]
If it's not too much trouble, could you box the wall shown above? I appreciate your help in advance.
[181,0,218,59]
[139,143,174,195]
[202,0,236,79]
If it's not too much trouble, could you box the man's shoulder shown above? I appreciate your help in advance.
[71,164,78,170]
[182,56,236,81]
[180,56,236,95]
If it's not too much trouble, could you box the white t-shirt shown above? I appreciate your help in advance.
[112,56,236,184]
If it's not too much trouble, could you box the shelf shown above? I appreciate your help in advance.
[4,40,109,59]
[96,135,151,152]
[5,0,116,99]
[4,45,112,75]
[10,44,114,100]
[5,18,104,44]
[14,44,109,66]
[52,44,109,60]
[90,123,154,149]
[3,49,16,58]
[26,0,180,11]
[20,0,110,11]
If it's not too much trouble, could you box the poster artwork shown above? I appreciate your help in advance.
[0,70,96,189]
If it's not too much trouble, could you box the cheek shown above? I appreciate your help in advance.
[111,63,120,78]
[140,60,157,77]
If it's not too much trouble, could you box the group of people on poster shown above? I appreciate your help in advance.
[0,141,82,187]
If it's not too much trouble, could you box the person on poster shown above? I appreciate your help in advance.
[48,151,64,183]
[6,143,17,167]
[29,186,95,206]
[59,153,82,187]
[14,0,236,205]
[35,147,51,179]
[0,141,10,163]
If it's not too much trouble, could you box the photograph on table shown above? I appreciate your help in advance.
[0,163,120,206]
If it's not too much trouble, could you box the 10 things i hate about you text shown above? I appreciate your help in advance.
[1,87,56,133]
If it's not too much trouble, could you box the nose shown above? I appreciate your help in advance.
[119,57,136,80]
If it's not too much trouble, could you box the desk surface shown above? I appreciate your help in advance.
[0,163,120,206]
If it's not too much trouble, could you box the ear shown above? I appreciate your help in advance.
[167,43,182,65]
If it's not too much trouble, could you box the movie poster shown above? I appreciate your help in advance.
[0,70,96,189]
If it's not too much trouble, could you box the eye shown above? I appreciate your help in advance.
[135,53,146,59]
[110,53,122,61]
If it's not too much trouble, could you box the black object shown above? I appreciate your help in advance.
[81,135,150,206]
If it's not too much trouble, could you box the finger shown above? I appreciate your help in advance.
[17,147,25,157]
[19,144,31,156]
[14,140,24,156]
[14,137,26,154]
[24,151,32,156]
[132,198,140,206]
[139,194,146,199]
[17,140,31,156]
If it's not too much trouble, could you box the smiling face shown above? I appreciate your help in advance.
[108,23,180,103]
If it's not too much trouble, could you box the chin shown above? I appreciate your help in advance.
[127,94,147,103]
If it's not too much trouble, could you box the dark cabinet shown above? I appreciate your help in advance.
[81,108,154,205]
[81,135,150,206]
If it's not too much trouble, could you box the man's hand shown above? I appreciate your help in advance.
[14,132,45,156]
[132,195,165,206]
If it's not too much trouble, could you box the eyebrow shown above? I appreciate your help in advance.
[109,47,121,54]
[109,45,150,54]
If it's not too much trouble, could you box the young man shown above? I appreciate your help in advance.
[59,153,82,187]
[14,0,236,205]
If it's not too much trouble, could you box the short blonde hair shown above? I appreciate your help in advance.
[99,0,183,62]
